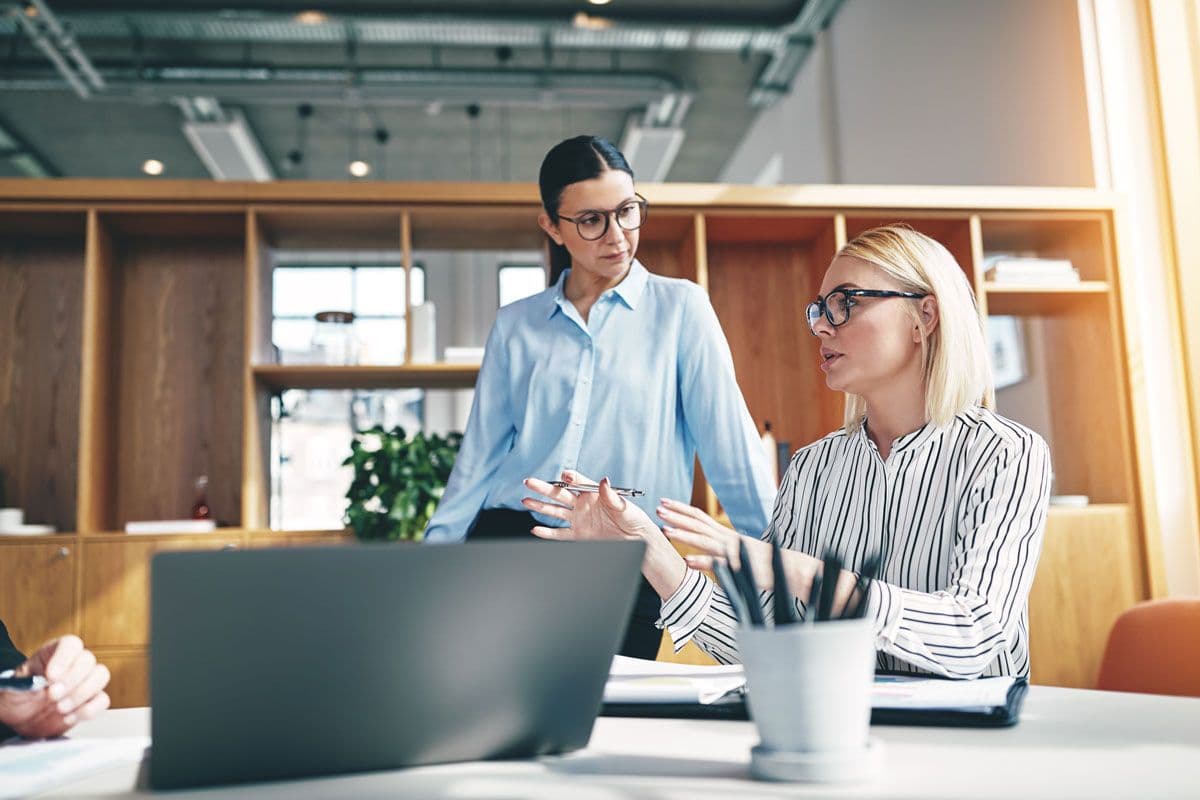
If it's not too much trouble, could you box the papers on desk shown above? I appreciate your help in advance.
[606,656,1019,714]
[0,735,149,799]
[872,674,1017,711]
[605,655,746,705]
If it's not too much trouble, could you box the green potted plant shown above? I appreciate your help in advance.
[343,425,463,541]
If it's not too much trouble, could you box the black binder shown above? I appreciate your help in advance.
[602,677,1028,728]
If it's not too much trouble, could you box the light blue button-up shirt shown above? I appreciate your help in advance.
[424,260,776,543]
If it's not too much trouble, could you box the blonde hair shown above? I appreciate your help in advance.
[837,224,994,430]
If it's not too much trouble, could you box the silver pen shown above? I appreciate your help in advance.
[549,480,645,498]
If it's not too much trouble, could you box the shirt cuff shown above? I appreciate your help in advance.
[656,568,715,651]
[863,579,903,649]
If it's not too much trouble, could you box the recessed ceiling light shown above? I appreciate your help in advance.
[295,10,328,24]
[588,0,613,5]
[142,159,165,176]
[348,160,370,178]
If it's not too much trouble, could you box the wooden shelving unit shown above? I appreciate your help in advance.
[253,364,481,392]
[0,180,1171,695]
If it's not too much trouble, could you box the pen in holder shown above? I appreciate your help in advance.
[732,546,884,783]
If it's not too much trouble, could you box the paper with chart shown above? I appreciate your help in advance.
[0,735,149,799]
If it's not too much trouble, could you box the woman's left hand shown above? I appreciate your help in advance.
[522,470,659,542]
[657,498,779,591]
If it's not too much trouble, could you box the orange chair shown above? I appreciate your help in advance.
[1096,598,1200,697]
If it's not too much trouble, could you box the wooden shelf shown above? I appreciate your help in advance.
[984,281,1109,314]
[253,363,481,391]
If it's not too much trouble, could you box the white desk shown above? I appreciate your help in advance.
[34,686,1200,799]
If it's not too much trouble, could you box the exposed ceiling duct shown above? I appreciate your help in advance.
[177,99,274,181]
[0,4,844,109]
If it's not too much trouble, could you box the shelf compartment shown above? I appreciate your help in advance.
[979,213,1112,283]
[0,212,87,533]
[86,212,246,531]
[843,214,977,285]
[254,364,480,391]
[991,299,1132,505]
[703,214,843,451]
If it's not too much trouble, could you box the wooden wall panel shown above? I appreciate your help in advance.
[0,232,85,531]
[707,225,843,454]
[110,233,246,528]
[1028,505,1141,688]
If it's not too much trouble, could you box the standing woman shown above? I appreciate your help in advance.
[424,135,776,658]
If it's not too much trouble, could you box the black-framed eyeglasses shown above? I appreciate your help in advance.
[805,288,928,335]
[557,194,649,241]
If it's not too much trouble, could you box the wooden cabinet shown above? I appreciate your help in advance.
[81,535,241,649]
[0,180,1175,690]
[0,538,78,655]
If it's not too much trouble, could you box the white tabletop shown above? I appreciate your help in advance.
[33,686,1200,799]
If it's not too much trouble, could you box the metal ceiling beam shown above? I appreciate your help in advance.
[0,10,791,54]
[749,0,845,108]
[7,0,104,98]
[0,63,688,110]
[0,114,58,176]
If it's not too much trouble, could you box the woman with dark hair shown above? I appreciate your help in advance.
[424,135,775,658]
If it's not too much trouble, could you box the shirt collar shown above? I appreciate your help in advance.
[855,417,947,457]
[547,259,649,319]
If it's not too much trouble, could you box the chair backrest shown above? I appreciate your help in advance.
[1096,598,1200,697]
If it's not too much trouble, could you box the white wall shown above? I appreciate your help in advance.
[723,0,1094,186]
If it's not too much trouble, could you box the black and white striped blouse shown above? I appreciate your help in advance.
[659,405,1052,679]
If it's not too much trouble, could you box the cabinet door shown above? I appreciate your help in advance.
[0,541,77,654]
[80,536,240,649]
[98,651,149,710]
[243,530,352,549]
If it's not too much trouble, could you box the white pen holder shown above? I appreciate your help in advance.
[739,618,882,783]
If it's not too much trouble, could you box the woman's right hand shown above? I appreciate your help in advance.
[521,470,659,543]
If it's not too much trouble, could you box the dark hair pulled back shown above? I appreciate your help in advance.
[538,135,635,285]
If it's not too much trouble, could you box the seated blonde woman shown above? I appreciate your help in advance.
[522,224,1051,679]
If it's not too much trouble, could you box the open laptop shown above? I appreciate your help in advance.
[148,539,644,790]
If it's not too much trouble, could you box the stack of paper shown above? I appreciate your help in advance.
[606,656,1018,712]
[124,519,216,534]
[985,256,1080,286]
[605,656,746,705]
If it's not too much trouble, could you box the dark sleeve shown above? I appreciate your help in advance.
[0,619,26,741]
[0,619,24,672]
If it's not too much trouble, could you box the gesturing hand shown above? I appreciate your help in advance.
[0,635,111,739]
[657,498,778,591]
[522,470,659,542]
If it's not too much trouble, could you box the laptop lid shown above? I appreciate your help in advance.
[148,540,644,790]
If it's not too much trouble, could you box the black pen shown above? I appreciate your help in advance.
[847,553,881,620]
[771,542,800,626]
[817,552,842,622]
[713,559,751,625]
[735,540,766,626]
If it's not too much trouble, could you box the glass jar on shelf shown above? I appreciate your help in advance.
[311,310,360,365]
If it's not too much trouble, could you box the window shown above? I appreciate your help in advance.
[498,263,546,307]
[272,264,425,365]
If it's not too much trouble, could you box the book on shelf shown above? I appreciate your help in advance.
[124,519,217,535]
[985,256,1080,286]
